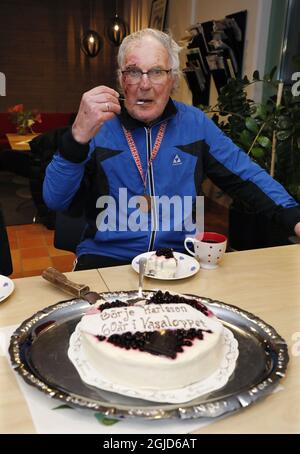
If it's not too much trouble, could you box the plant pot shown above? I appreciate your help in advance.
[16,125,29,135]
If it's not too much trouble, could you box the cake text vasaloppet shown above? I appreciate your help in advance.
[81,303,211,338]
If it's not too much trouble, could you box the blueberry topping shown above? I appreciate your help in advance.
[95,291,213,358]
[99,300,127,312]
[148,290,210,316]
[155,248,174,259]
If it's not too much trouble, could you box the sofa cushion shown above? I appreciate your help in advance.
[0,112,75,150]
[33,113,75,132]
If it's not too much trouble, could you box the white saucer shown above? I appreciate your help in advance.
[131,251,200,280]
[0,275,14,303]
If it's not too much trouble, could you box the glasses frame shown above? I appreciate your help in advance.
[121,68,172,84]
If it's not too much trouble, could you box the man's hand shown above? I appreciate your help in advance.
[71,86,121,144]
[294,221,300,238]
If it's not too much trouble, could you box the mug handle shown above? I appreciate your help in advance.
[184,237,196,256]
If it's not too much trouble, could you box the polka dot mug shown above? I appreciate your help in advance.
[184,232,227,269]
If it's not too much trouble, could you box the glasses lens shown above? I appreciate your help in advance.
[124,70,142,84]
[148,69,168,83]
[123,69,170,84]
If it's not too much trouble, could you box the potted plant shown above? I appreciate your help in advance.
[203,70,300,249]
[8,104,42,135]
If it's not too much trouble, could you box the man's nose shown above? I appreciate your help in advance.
[139,73,152,88]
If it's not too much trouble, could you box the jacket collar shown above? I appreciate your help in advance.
[119,98,177,130]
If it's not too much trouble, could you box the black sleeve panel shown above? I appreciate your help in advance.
[202,148,300,234]
[59,128,90,163]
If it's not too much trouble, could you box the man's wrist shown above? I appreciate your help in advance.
[59,128,90,163]
[71,125,90,145]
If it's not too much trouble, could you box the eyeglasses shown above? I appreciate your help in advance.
[121,68,172,84]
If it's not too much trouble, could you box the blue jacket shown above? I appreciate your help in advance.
[43,99,300,260]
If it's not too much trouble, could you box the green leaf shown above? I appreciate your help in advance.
[246,117,259,133]
[276,130,292,141]
[239,129,252,148]
[269,66,277,81]
[94,412,119,426]
[52,404,74,410]
[254,104,268,120]
[258,136,272,148]
[250,147,265,159]
[277,116,292,129]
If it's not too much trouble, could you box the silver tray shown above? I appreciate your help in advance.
[9,291,289,420]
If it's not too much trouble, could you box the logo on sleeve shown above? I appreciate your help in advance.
[172,154,182,166]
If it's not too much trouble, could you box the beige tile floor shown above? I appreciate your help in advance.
[7,224,75,278]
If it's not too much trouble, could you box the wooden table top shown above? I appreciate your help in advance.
[1,245,300,433]
[6,133,40,151]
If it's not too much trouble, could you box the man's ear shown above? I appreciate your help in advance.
[171,73,180,94]
[117,69,124,93]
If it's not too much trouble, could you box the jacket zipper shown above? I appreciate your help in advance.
[145,126,157,252]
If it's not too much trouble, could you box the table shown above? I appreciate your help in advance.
[6,133,40,151]
[1,245,300,433]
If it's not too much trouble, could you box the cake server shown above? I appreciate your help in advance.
[42,267,100,304]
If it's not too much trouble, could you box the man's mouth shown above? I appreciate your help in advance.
[136,99,153,105]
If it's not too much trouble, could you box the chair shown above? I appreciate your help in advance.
[0,208,13,276]
[29,128,68,229]
[29,127,87,251]
[54,211,86,253]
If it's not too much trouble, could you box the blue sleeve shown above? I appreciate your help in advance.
[43,153,86,211]
[201,112,299,209]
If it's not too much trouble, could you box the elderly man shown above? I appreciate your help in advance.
[43,28,300,270]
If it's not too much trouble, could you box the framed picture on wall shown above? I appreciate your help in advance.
[149,0,168,31]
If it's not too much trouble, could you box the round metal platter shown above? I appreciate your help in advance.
[9,291,289,420]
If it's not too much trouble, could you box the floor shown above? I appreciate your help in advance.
[7,224,75,279]
[6,199,229,279]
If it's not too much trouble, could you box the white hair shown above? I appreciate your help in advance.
[117,28,182,92]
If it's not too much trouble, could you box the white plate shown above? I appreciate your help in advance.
[131,251,200,280]
[0,275,14,303]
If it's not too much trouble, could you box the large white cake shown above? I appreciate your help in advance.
[76,291,224,391]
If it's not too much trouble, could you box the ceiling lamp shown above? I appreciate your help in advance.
[107,13,127,46]
[81,30,103,58]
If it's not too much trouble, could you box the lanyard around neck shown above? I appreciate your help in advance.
[122,122,167,191]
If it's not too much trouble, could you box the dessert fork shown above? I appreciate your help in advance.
[119,96,145,105]
[138,257,147,298]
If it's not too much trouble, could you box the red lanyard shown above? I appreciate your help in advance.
[123,122,167,192]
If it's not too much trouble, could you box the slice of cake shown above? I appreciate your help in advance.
[75,291,224,391]
[145,248,177,278]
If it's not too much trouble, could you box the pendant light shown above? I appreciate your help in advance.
[107,1,127,46]
[81,1,103,58]
[81,30,103,57]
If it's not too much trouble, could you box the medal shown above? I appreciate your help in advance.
[137,194,152,212]
[123,122,167,213]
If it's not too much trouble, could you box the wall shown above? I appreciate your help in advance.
[123,0,152,33]
[0,0,124,112]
